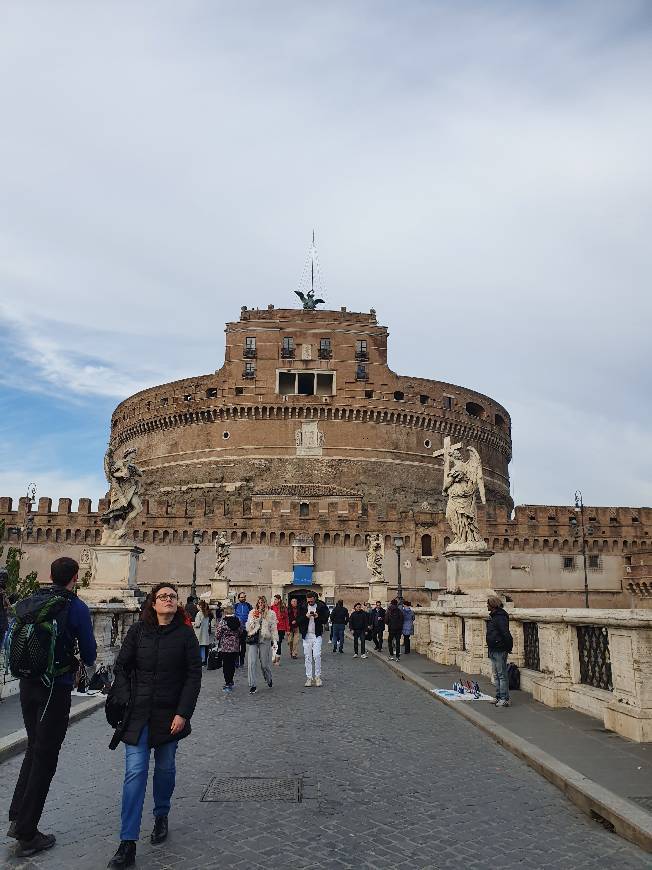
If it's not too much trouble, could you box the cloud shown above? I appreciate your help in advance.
[0,1,650,505]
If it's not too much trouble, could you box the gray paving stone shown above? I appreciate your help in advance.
[0,652,649,868]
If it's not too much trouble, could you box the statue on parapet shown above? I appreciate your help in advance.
[101,446,144,545]
[294,288,325,310]
[435,437,487,551]
[366,533,385,581]
[214,531,231,580]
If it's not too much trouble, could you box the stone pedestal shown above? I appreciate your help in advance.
[209,577,230,604]
[81,545,143,608]
[368,581,388,606]
[445,548,495,593]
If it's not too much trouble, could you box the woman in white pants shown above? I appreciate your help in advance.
[245,597,278,695]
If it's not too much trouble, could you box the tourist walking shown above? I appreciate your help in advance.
[214,604,243,692]
[184,596,198,621]
[329,599,349,653]
[245,596,278,695]
[349,602,368,658]
[193,600,211,665]
[385,599,404,661]
[270,594,290,658]
[106,582,202,868]
[486,595,513,708]
[298,591,330,687]
[400,600,415,654]
[287,597,300,658]
[7,557,97,858]
[370,601,386,651]
[234,592,253,667]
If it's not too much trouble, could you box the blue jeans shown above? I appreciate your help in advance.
[120,725,178,841]
[489,650,510,701]
[332,624,345,651]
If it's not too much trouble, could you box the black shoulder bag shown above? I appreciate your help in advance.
[106,623,143,750]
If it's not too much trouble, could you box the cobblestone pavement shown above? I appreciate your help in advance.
[1,648,648,869]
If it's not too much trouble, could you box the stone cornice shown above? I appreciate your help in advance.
[112,402,512,459]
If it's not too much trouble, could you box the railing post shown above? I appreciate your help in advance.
[603,626,652,742]
[531,621,574,708]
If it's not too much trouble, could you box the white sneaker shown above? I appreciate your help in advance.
[315,677,322,687]
[352,653,358,658]
[304,678,313,687]
[361,654,367,659]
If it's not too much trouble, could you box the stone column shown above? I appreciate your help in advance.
[457,615,492,677]
[444,548,495,601]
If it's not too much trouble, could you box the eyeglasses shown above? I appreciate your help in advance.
[156,593,178,602]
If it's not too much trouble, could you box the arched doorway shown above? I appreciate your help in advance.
[284,586,322,607]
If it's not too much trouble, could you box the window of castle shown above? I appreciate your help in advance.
[563,556,575,570]
[365,389,374,398]
[465,401,483,418]
[206,388,218,398]
[299,502,309,518]
[421,534,432,557]
[495,414,505,428]
[419,395,429,405]
[443,396,453,410]
[393,391,404,401]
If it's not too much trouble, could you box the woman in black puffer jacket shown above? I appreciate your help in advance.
[107,583,202,869]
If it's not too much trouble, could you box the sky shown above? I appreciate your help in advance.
[1,1,651,510]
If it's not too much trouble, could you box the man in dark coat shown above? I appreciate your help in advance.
[486,595,513,708]
[349,603,369,658]
[385,598,404,661]
[370,601,386,651]
[329,600,349,654]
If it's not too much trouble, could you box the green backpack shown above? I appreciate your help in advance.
[7,588,73,685]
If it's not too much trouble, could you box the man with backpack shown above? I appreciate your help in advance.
[486,595,513,708]
[7,557,97,857]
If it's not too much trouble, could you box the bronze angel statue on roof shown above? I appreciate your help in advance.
[295,288,325,310]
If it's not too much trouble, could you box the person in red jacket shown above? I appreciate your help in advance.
[270,595,290,659]
[286,597,300,659]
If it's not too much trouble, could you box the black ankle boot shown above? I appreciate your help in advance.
[107,840,136,868]
[151,815,168,844]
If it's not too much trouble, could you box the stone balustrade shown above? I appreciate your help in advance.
[412,604,652,742]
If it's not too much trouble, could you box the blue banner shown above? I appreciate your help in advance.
[293,565,313,585]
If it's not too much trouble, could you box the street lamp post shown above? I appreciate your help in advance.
[393,535,404,604]
[571,490,590,609]
[191,530,202,600]
[8,483,37,572]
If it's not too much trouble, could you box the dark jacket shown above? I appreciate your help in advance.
[385,603,404,633]
[297,600,330,639]
[112,613,202,748]
[329,605,349,626]
[486,607,513,653]
[349,610,368,633]
[287,605,300,630]
[370,607,386,630]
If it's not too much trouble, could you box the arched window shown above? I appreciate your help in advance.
[280,532,286,544]
[289,532,295,545]
[353,534,362,546]
[323,533,330,545]
[153,530,160,543]
[393,390,404,401]
[344,534,351,546]
[269,531,276,544]
[94,528,101,543]
[240,531,248,544]
[333,533,341,545]
[465,401,484,418]
[312,533,320,545]
[421,534,432,557]
[162,530,169,543]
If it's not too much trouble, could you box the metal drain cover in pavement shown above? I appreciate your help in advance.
[202,776,303,803]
